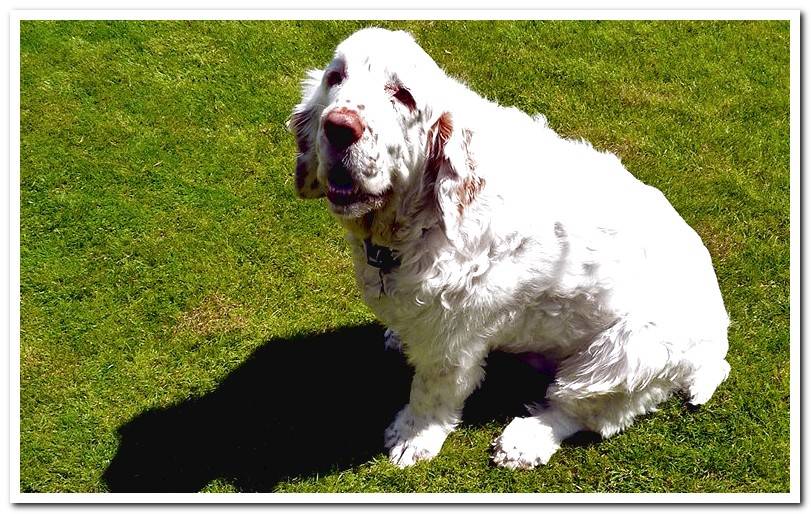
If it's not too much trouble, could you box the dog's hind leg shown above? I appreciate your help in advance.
[491,403,583,469]
[492,318,683,468]
[684,357,731,406]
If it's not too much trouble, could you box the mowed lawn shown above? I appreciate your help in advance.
[19,20,790,493]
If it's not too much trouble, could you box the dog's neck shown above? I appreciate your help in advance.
[337,208,402,248]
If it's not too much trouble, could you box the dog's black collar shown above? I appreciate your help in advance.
[364,238,401,274]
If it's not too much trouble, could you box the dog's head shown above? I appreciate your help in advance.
[288,28,481,242]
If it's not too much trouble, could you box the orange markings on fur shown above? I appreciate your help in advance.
[436,112,453,145]
[423,112,484,217]
[421,113,453,210]
[457,175,485,216]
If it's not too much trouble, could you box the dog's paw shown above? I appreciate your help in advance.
[491,416,560,470]
[384,408,448,468]
[383,328,403,352]
[386,437,443,468]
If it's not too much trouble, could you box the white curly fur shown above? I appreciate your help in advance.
[289,28,730,469]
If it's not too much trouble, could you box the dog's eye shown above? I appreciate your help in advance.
[387,83,416,111]
[325,70,344,88]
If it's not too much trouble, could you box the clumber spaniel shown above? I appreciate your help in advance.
[288,28,730,469]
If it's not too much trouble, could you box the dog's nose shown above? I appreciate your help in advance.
[323,109,365,149]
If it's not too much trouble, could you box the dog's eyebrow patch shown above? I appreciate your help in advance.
[386,81,417,112]
[325,58,347,87]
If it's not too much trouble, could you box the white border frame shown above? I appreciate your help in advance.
[9,9,800,504]
[7,9,801,20]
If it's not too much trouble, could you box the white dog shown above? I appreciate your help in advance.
[289,28,730,469]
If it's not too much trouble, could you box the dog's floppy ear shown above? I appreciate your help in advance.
[287,69,326,199]
[422,112,485,246]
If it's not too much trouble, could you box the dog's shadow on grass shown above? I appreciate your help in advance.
[102,323,559,492]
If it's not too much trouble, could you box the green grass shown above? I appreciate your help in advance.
[19,20,790,494]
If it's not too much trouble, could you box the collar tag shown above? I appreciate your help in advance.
[364,238,401,274]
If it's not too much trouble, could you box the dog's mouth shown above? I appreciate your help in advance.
[326,164,363,206]
[326,164,389,216]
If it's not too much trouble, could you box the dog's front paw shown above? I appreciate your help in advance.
[384,407,449,468]
[491,417,560,470]
[383,328,402,352]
